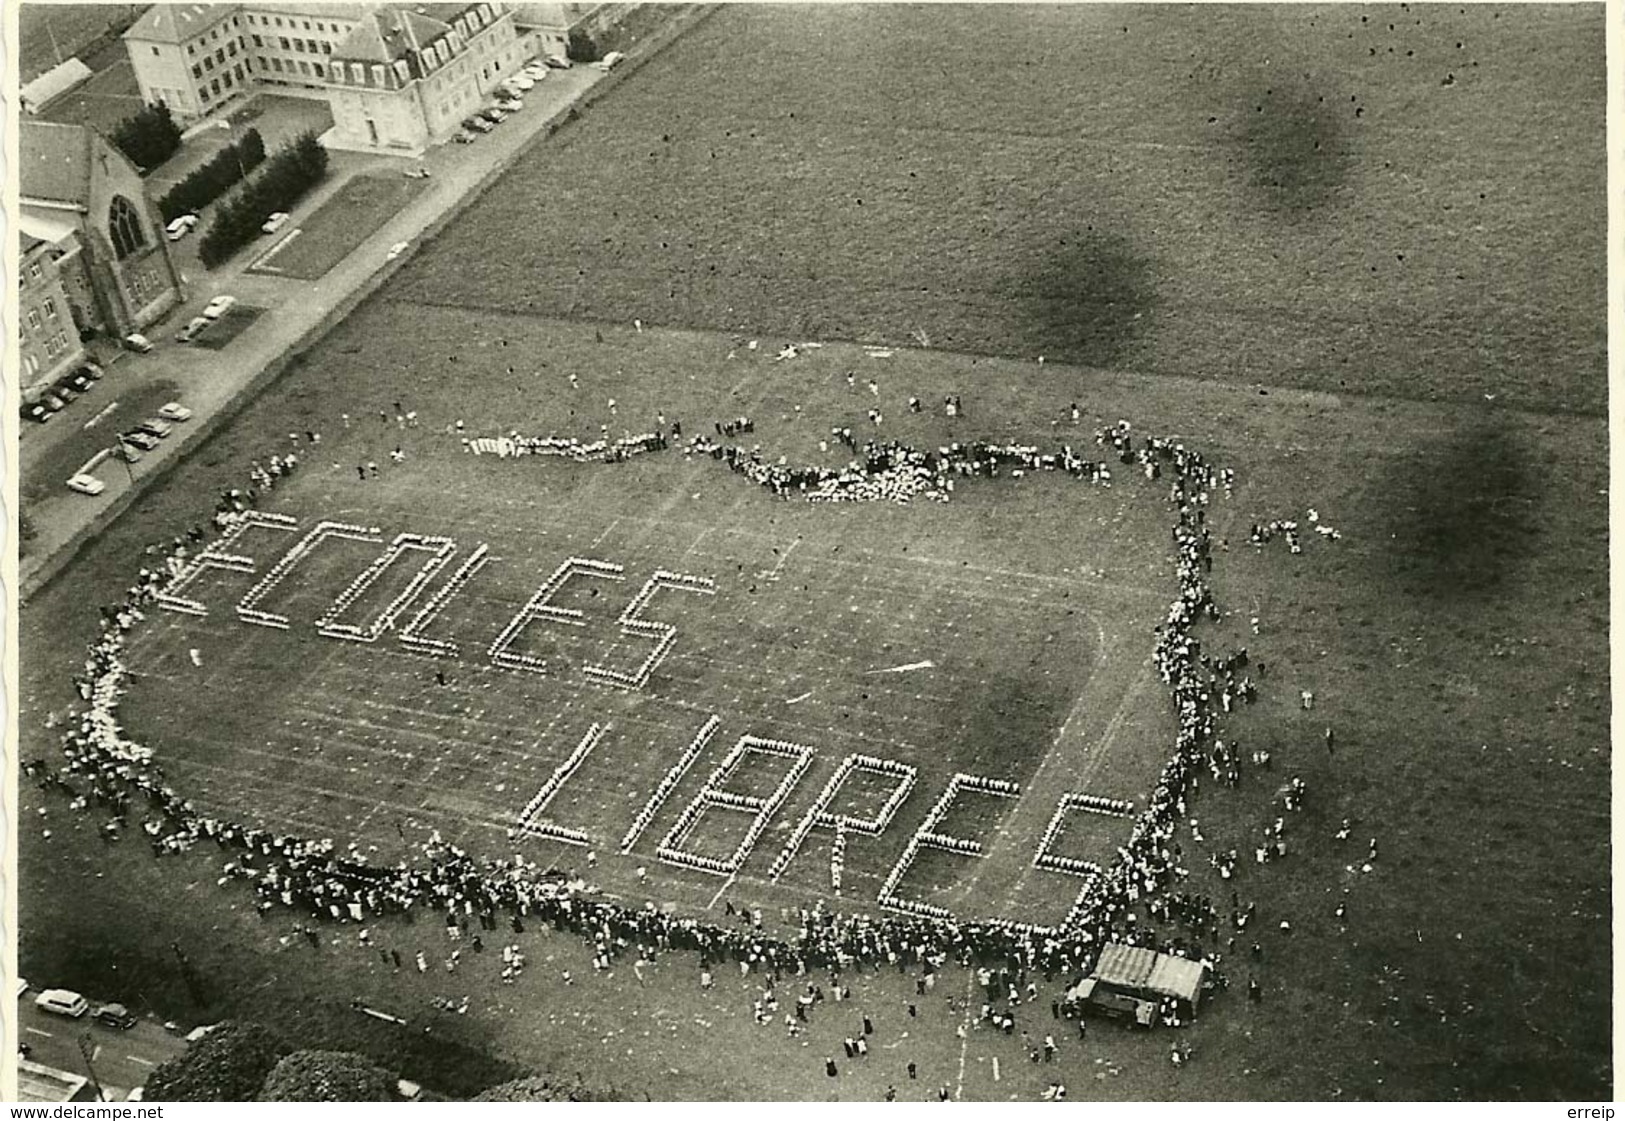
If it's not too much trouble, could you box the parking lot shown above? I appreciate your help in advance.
[18,984,189,1099]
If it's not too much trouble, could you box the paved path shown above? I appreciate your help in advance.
[16,987,189,1099]
[18,59,626,592]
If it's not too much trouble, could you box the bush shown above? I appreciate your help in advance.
[158,129,266,222]
[111,103,182,172]
[565,26,601,63]
[198,131,329,269]
[259,1050,395,1102]
[474,1075,620,1102]
[144,1021,291,1102]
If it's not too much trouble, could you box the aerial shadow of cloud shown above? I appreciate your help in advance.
[1376,420,1542,603]
[1022,227,1157,370]
[1233,77,1354,218]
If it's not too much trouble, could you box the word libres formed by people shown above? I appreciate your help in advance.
[157,513,1133,927]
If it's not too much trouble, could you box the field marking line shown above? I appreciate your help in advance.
[757,538,799,581]
[680,526,714,560]
[589,518,622,550]
[24,1027,52,1038]
[954,972,975,1101]
[706,873,738,910]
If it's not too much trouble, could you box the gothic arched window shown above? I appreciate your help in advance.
[108,195,147,260]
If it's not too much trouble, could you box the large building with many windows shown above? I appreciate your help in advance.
[124,2,368,120]
[18,233,89,397]
[123,2,536,146]
[323,3,523,152]
[18,121,184,354]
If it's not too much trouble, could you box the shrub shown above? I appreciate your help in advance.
[144,1021,291,1102]
[110,103,182,172]
[474,1075,620,1102]
[566,26,601,63]
[259,1050,395,1102]
[158,129,266,222]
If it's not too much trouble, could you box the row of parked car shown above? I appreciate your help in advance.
[452,55,572,144]
[65,402,193,496]
[21,360,107,425]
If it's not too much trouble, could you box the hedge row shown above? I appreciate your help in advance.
[199,131,328,269]
[158,130,266,223]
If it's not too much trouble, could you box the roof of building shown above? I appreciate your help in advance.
[21,57,94,112]
[20,207,84,246]
[20,121,95,206]
[125,3,239,44]
[17,1060,90,1104]
[21,231,47,256]
[331,5,466,64]
[246,2,370,22]
[1086,944,1208,1004]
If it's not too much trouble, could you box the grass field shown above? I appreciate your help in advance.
[17,3,1608,1103]
[248,175,429,281]
[17,4,134,83]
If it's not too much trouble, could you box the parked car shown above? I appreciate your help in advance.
[121,430,161,451]
[79,361,105,381]
[522,63,550,78]
[113,443,144,464]
[203,294,238,320]
[478,107,507,124]
[123,333,154,353]
[495,97,524,113]
[503,74,534,91]
[34,989,89,1018]
[59,370,96,394]
[93,1003,137,1030]
[21,401,50,424]
[165,214,199,241]
[386,241,410,262]
[544,54,571,69]
[403,164,431,179]
[453,130,478,144]
[262,211,291,234]
[177,316,211,343]
[136,417,174,438]
[157,402,194,422]
[596,50,625,70]
[66,475,106,497]
[50,382,77,403]
[40,393,67,413]
[462,116,494,133]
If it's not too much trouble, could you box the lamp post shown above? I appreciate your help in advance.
[216,117,246,180]
[77,1032,106,1102]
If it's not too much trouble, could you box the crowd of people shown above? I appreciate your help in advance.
[31,405,1269,1000]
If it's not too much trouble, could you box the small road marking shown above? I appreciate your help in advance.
[24,1027,53,1038]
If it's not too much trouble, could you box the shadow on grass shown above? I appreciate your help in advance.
[1232,76,1354,218]
[1024,227,1157,369]
[1378,420,1542,603]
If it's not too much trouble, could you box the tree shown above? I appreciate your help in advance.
[259,1050,395,1102]
[474,1075,619,1101]
[566,27,601,63]
[157,129,267,222]
[144,1021,291,1102]
[111,103,182,172]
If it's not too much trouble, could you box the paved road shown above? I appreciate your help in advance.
[17,990,189,1099]
[19,61,613,588]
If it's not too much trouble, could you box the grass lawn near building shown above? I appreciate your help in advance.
[248,174,429,281]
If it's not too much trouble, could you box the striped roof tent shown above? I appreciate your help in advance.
[124,3,238,44]
[1090,943,1208,1004]
[20,121,94,207]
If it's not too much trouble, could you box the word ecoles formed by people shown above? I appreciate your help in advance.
[154,515,1134,929]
